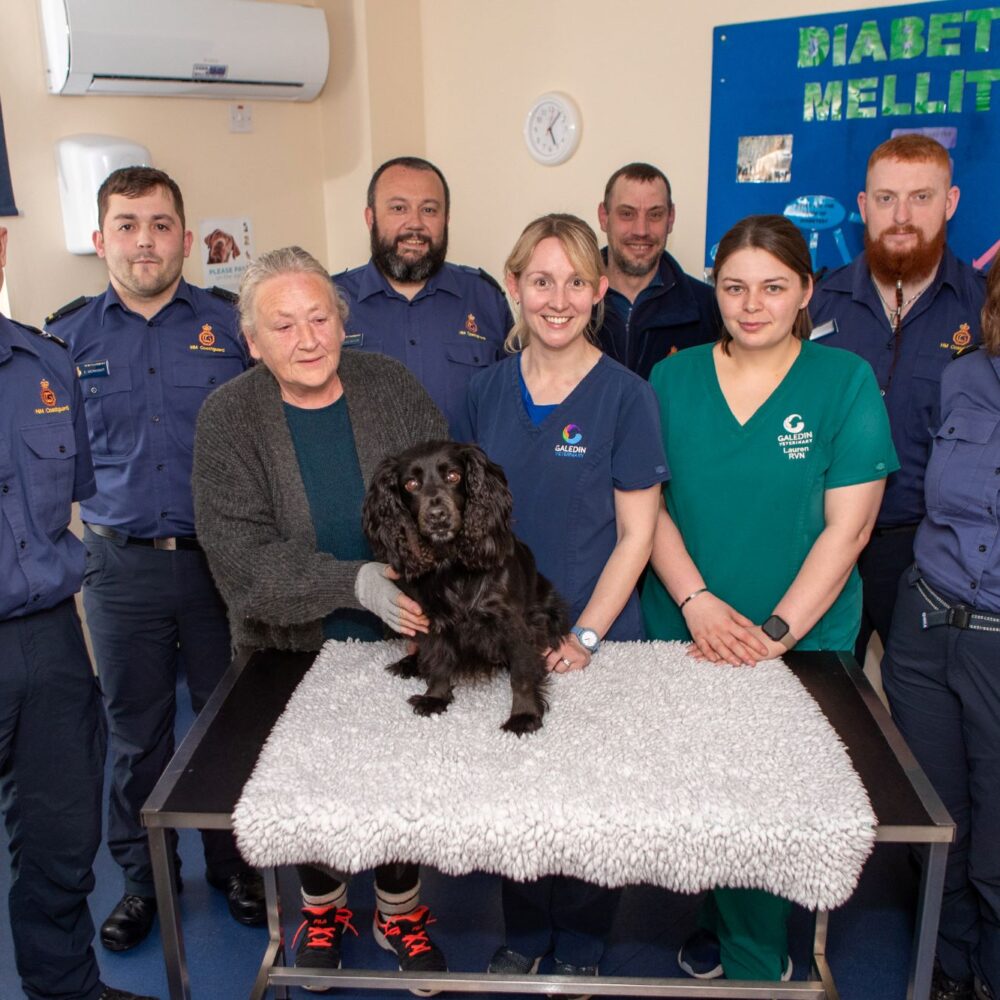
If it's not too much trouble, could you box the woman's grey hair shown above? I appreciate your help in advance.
[237,245,349,335]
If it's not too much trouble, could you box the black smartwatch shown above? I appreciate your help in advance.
[762,614,792,643]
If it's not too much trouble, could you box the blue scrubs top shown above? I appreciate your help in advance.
[0,315,95,619]
[335,260,512,432]
[810,248,986,527]
[916,347,1000,612]
[457,353,669,640]
[47,280,248,537]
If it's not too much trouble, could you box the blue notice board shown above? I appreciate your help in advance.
[706,1,999,274]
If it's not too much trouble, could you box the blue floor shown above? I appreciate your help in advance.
[1,693,921,999]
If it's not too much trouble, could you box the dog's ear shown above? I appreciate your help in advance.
[456,444,513,570]
[362,457,435,577]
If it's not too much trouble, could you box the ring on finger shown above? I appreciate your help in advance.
[561,657,572,667]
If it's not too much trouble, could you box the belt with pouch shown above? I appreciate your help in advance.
[916,576,1000,634]
[86,522,202,552]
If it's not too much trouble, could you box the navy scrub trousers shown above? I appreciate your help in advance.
[0,599,106,1000]
[83,527,242,895]
[882,572,1000,994]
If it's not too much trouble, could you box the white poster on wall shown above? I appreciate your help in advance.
[199,217,253,292]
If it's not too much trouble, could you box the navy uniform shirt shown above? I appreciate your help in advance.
[810,247,986,527]
[334,260,512,431]
[46,280,248,537]
[0,314,95,619]
[916,347,1000,612]
[595,249,720,380]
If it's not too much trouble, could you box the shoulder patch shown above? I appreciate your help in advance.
[952,343,981,361]
[45,296,89,326]
[475,267,504,295]
[21,322,69,348]
[210,285,239,304]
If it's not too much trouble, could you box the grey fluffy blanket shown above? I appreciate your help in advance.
[233,640,876,910]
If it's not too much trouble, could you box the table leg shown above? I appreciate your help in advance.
[908,842,948,1000]
[149,825,190,1000]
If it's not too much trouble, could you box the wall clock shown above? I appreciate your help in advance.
[523,92,581,166]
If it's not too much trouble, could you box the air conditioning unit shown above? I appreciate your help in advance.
[38,0,329,101]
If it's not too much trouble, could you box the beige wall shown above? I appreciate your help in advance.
[2,0,918,326]
[0,0,328,325]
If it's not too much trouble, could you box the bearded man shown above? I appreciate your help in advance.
[334,157,511,431]
[595,162,718,379]
[810,134,987,663]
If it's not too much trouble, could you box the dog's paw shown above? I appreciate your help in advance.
[409,694,450,716]
[387,654,420,679]
[501,713,543,736]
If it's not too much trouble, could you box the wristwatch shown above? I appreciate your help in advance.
[570,626,600,653]
[761,614,796,648]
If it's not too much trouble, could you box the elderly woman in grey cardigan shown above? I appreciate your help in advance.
[192,246,449,984]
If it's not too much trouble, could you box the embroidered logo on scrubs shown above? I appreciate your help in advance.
[778,413,812,461]
[555,424,587,458]
[459,314,485,341]
[34,379,70,416]
[951,323,972,350]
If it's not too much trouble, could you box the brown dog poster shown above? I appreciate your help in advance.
[199,216,253,292]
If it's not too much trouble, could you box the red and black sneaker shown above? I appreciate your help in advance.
[373,905,447,996]
[292,905,358,992]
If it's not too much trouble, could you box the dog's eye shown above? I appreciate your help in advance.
[404,478,420,493]
[445,470,462,485]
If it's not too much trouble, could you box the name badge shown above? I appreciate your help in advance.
[810,320,838,341]
[343,332,364,348]
[77,360,110,378]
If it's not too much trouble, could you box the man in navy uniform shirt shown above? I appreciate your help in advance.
[0,225,155,1000]
[595,162,718,379]
[810,135,986,663]
[334,156,512,431]
[46,168,261,951]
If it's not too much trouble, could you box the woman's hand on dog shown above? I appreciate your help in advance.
[355,562,430,636]
[545,634,592,673]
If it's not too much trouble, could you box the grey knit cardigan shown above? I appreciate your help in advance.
[192,351,448,652]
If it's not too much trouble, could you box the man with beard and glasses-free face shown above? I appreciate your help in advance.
[334,157,512,431]
[595,162,718,380]
[810,134,987,665]
[45,167,262,953]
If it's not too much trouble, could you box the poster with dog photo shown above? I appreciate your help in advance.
[199,217,253,292]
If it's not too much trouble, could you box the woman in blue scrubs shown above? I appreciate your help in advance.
[458,213,668,986]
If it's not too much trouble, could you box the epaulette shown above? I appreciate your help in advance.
[210,285,239,304]
[474,267,504,295]
[45,296,88,326]
[20,322,68,348]
[952,343,980,361]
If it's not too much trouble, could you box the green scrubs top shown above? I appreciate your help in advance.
[641,340,899,651]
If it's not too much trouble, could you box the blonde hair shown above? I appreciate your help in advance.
[503,214,605,352]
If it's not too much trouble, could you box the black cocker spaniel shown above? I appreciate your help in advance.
[362,440,567,735]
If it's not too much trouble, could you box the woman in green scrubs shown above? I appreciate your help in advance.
[641,215,898,983]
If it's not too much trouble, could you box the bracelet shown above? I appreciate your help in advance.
[678,587,708,610]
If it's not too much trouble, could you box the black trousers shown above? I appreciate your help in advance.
[0,600,106,1000]
[854,524,918,662]
[83,527,245,895]
[882,570,1000,995]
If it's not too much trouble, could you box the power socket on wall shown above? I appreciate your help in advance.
[229,103,253,133]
